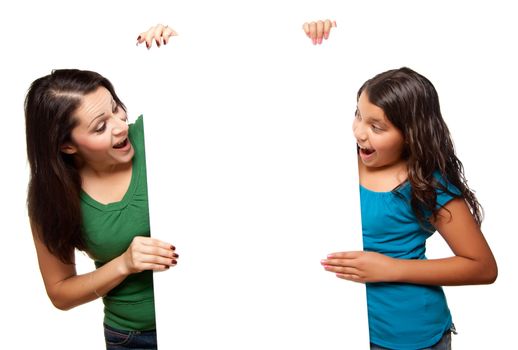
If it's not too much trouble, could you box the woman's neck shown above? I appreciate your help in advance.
[79,161,133,204]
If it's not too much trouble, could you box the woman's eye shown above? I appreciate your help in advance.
[371,125,383,132]
[95,122,106,133]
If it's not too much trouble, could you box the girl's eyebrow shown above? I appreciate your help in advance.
[357,108,387,125]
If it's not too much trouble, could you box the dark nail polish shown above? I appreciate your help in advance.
[171,245,176,250]
[137,35,141,41]
[165,265,170,269]
[156,39,160,47]
[172,259,177,265]
[173,253,179,258]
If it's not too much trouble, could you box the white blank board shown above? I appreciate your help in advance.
[142,5,369,349]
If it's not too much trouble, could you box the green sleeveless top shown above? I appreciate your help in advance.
[81,116,156,331]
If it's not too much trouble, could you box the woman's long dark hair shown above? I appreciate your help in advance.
[358,67,483,226]
[25,69,126,264]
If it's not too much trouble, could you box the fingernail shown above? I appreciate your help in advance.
[173,253,179,258]
[156,39,160,47]
[137,35,141,41]
[165,265,170,269]
[318,37,323,44]
[146,42,150,49]
[312,38,316,45]
[171,245,176,250]
[172,259,177,265]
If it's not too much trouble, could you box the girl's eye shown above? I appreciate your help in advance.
[371,125,383,132]
[95,122,106,133]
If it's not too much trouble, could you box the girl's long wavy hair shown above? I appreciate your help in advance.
[358,67,483,226]
[25,69,126,264]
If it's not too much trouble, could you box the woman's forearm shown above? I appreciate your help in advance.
[46,255,130,310]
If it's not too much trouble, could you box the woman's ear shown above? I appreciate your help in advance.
[60,143,77,155]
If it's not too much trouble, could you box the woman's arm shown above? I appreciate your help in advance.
[322,198,498,285]
[32,223,177,311]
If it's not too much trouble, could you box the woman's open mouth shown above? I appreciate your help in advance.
[113,138,129,149]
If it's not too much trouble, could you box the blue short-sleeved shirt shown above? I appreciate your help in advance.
[361,175,460,349]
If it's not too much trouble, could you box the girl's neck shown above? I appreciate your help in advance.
[358,157,408,192]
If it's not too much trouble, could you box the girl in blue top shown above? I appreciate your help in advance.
[315,65,498,349]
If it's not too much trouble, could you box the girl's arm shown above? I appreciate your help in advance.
[32,223,177,311]
[322,198,498,285]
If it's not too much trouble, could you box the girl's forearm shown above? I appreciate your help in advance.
[392,255,497,286]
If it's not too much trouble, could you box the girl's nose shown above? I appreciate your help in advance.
[353,122,367,142]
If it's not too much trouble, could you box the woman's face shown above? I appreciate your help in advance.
[61,86,134,171]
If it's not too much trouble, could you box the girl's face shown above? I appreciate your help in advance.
[61,86,134,171]
[353,91,405,169]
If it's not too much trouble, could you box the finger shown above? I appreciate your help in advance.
[321,258,353,267]
[162,26,178,45]
[153,24,167,47]
[336,273,363,283]
[327,251,361,259]
[136,31,146,46]
[316,20,324,44]
[138,237,176,250]
[302,22,310,37]
[309,22,317,45]
[136,252,177,267]
[323,264,359,275]
[323,19,333,40]
[144,261,177,272]
[144,25,155,49]
[136,244,178,259]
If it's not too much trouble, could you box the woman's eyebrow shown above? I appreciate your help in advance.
[88,113,105,127]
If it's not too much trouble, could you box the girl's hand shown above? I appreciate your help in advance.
[136,24,178,49]
[321,251,397,283]
[121,236,178,274]
[302,19,337,45]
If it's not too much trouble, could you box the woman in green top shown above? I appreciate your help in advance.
[25,24,176,350]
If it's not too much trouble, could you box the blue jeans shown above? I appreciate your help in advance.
[370,325,455,350]
[104,324,157,350]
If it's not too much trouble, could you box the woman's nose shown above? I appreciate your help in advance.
[112,117,128,135]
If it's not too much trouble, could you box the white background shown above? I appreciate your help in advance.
[1,0,516,349]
